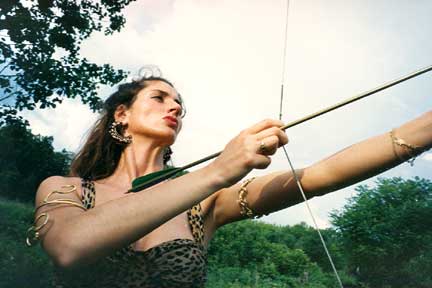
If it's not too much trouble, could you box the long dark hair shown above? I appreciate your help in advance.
[69,76,177,180]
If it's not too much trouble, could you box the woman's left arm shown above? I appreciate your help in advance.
[209,110,432,228]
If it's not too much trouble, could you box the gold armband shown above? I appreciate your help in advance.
[390,129,427,166]
[26,185,85,247]
[237,177,266,219]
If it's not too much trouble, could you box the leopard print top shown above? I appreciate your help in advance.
[53,179,207,288]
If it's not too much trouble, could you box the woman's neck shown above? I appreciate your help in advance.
[105,137,167,189]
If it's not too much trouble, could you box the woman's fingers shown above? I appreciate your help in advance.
[255,126,289,148]
[257,135,280,156]
[211,118,289,186]
[245,119,284,134]
[254,154,272,169]
[243,119,288,158]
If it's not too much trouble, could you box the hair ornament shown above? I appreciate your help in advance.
[134,65,163,81]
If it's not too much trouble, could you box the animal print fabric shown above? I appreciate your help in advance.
[52,179,207,288]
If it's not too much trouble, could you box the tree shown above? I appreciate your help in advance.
[0,0,133,125]
[331,177,432,288]
[0,119,72,202]
[207,220,351,287]
[288,223,346,273]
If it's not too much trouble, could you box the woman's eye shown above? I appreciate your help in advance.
[151,96,163,102]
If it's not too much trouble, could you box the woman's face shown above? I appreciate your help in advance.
[124,80,183,145]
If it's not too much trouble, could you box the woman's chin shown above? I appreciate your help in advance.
[156,130,178,146]
[132,126,179,146]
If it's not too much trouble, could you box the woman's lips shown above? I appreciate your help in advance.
[163,116,178,128]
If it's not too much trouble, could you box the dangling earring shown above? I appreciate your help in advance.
[108,121,132,144]
[163,147,173,164]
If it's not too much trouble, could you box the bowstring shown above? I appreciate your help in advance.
[278,1,344,287]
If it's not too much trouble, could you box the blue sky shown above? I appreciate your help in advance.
[21,0,432,227]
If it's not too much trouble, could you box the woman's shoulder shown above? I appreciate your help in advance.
[36,176,84,204]
[39,175,82,189]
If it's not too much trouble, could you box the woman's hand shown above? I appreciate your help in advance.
[210,119,288,187]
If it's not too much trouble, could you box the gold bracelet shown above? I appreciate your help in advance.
[26,213,49,247]
[390,129,425,166]
[26,185,85,247]
[237,177,265,219]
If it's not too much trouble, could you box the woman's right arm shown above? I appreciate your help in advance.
[34,119,287,269]
[35,167,224,269]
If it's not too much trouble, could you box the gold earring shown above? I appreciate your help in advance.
[109,121,132,144]
[163,147,173,164]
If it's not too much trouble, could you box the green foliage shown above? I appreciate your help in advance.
[207,266,295,288]
[0,197,54,288]
[288,223,346,272]
[0,0,132,124]
[0,120,72,202]
[207,220,351,287]
[331,177,432,288]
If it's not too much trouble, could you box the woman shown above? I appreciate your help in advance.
[28,74,431,287]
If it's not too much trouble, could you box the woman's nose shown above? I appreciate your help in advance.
[168,99,182,116]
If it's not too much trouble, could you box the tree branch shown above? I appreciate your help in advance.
[6,43,35,47]
[0,63,11,74]
[0,91,19,102]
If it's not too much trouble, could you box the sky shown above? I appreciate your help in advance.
[21,0,432,228]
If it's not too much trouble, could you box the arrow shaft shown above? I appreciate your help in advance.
[281,64,432,130]
[129,64,432,193]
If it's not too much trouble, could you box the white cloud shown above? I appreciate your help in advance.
[21,98,99,152]
[423,153,432,162]
[262,198,333,229]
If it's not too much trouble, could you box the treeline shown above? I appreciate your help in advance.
[207,221,349,287]
[0,120,72,203]
[1,121,431,287]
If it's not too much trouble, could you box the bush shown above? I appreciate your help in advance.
[0,197,54,288]
[0,121,72,203]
